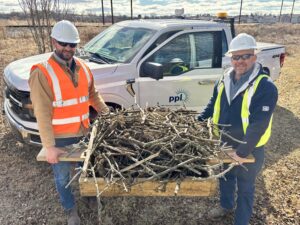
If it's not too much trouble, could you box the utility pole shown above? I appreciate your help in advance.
[101,0,105,25]
[110,0,114,24]
[131,0,133,19]
[290,0,296,23]
[238,0,243,24]
[279,0,284,22]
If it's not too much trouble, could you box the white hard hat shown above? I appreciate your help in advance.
[170,58,184,63]
[225,33,260,56]
[51,20,80,43]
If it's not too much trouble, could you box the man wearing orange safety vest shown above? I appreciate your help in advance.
[29,20,109,225]
[198,33,278,225]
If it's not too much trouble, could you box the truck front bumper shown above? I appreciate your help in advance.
[3,98,41,145]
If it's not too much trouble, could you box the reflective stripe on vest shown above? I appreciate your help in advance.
[212,74,273,147]
[52,95,89,107]
[212,82,224,136]
[42,59,91,108]
[75,57,91,87]
[241,75,272,147]
[52,112,90,125]
[31,57,91,135]
[42,61,62,101]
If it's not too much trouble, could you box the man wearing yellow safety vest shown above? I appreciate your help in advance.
[29,20,109,225]
[198,33,278,225]
[169,58,189,75]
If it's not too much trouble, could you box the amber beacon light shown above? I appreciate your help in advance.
[217,12,228,19]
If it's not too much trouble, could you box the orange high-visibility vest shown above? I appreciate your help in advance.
[31,57,92,135]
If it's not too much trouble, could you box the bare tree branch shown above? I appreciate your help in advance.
[18,0,69,53]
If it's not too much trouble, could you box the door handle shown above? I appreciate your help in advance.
[198,80,214,85]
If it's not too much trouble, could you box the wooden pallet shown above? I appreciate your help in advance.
[36,147,85,162]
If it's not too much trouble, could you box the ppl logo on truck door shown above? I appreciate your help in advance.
[169,90,190,103]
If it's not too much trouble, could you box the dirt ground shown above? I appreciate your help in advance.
[0,22,299,225]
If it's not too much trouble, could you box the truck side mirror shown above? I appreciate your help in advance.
[142,62,163,80]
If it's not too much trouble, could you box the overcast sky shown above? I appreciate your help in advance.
[0,0,299,16]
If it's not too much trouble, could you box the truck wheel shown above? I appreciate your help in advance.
[106,103,122,112]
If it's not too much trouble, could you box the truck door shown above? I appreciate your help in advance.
[137,29,224,112]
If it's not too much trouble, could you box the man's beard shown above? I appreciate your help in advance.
[56,49,75,61]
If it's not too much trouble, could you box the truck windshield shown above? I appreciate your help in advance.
[84,25,155,63]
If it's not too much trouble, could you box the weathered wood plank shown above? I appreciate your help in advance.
[207,150,255,164]
[79,176,217,197]
[37,148,254,164]
[36,147,85,162]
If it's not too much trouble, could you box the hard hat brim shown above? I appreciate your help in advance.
[51,35,80,44]
[225,48,261,57]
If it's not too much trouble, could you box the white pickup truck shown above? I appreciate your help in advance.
[3,19,285,145]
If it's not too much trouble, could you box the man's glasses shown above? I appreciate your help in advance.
[57,41,77,48]
[231,54,254,61]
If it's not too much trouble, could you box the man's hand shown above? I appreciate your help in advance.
[228,151,245,165]
[46,146,66,164]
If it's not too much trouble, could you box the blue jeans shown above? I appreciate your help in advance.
[52,137,83,210]
[220,148,265,225]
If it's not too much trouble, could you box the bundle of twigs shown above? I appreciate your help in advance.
[81,107,236,194]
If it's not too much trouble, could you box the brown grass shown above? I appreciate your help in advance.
[0,26,7,39]
[236,23,300,56]
[0,19,28,26]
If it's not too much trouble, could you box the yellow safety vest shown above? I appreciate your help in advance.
[212,74,273,147]
[169,64,188,75]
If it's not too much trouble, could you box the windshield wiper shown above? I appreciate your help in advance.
[90,52,112,64]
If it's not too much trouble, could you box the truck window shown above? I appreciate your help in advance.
[143,33,191,76]
[184,31,222,70]
[84,25,155,63]
[142,31,180,58]
[192,31,222,69]
[193,32,214,68]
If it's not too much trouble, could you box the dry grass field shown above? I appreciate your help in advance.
[0,21,299,225]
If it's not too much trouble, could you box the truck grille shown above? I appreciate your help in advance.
[4,82,36,122]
